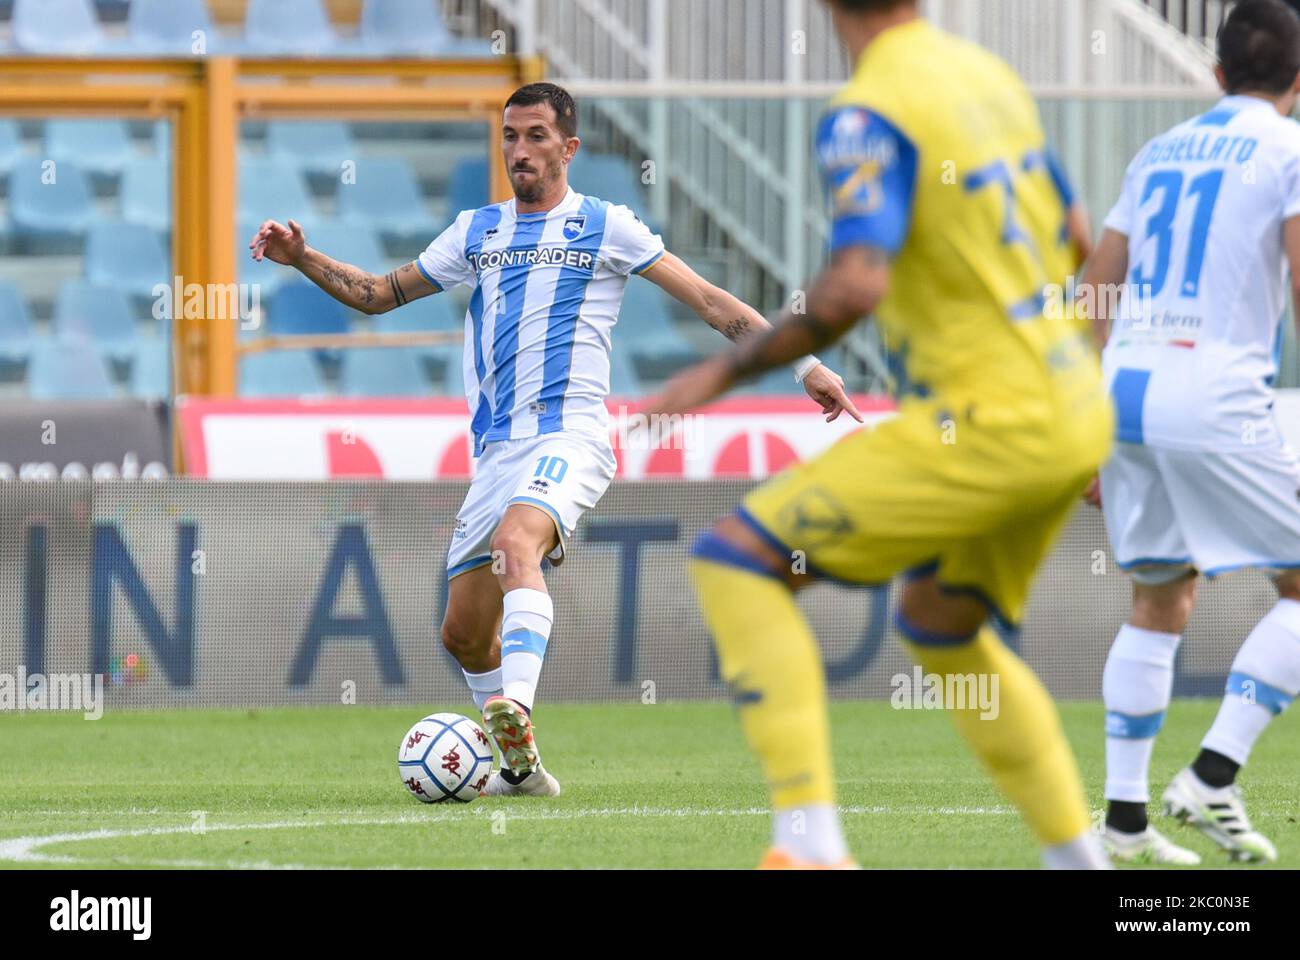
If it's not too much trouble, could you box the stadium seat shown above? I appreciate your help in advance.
[0,120,25,181]
[130,338,172,398]
[9,156,95,250]
[13,0,104,54]
[0,281,34,367]
[244,0,337,55]
[239,155,321,233]
[447,156,489,216]
[44,119,136,184]
[121,156,171,235]
[569,152,652,222]
[336,157,439,246]
[359,0,452,54]
[268,281,351,338]
[340,347,428,396]
[427,343,464,396]
[124,0,217,55]
[27,339,115,400]
[303,222,388,276]
[374,294,461,334]
[84,221,170,302]
[239,350,326,397]
[53,279,138,363]
[266,121,354,180]
[617,277,699,362]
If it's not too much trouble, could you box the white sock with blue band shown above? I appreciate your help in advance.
[463,666,503,712]
[500,588,553,711]
[1103,624,1180,803]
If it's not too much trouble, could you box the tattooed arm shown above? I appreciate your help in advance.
[248,218,438,315]
[640,246,887,420]
[639,252,771,343]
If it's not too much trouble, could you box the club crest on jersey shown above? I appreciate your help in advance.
[563,215,587,241]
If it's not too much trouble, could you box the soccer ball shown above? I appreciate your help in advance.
[397,713,495,803]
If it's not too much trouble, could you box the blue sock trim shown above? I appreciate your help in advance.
[894,610,978,648]
[1104,709,1166,739]
[1227,671,1294,715]
[501,628,548,659]
[690,531,784,581]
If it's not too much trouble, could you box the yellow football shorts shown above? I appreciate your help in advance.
[739,395,1113,629]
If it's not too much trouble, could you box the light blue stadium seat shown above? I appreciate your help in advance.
[341,347,428,397]
[608,347,642,396]
[374,294,461,334]
[9,156,95,249]
[337,156,439,244]
[305,222,388,275]
[237,218,295,300]
[239,155,321,232]
[131,338,171,398]
[121,156,170,235]
[359,0,452,54]
[245,0,337,55]
[239,350,325,397]
[268,281,350,338]
[28,340,116,400]
[85,221,170,302]
[266,121,354,179]
[447,155,489,216]
[0,281,34,367]
[54,280,138,363]
[428,343,464,396]
[0,120,25,181]
[569,152,653,224]
[14,0,104,54]
[617,276,698,359]
[45,119,136,183]
[124,0,217,54]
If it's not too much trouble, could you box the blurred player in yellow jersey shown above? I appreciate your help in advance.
[644,0,1113,868]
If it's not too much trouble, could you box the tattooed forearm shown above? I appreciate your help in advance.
[387,271,409,307]
[721,316,752,342]
[727,311,841,381]
[321,263,378,306]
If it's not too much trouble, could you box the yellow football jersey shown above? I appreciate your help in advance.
[818,18,1101,426]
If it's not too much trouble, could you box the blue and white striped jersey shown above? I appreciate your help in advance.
[417,188,664,454]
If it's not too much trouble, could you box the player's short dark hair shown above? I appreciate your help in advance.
[1217,0,1300,95]
[504,82,578,138]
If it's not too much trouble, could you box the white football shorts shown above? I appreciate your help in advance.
[1101,439,1300,584]
[446,430,617,578]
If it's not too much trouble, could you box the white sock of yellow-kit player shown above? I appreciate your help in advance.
[1103,624,1180,806]
[499,588,553,711]
[1201,599,1300,766]
[462,667,503,712]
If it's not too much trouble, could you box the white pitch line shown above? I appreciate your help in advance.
[0,804,1018,870]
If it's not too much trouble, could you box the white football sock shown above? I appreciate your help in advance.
[1202,599,1300,764]
[462,666,503,712]
[1103,624,1180,803]
[773,804,849,865]
[1042,831,1112,870]
[499,588,553,711]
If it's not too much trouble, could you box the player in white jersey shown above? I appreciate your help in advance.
[249,82,862,797]
[1081,0,1300,864]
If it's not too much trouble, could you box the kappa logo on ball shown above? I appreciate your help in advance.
[440,746,463,780]
[406,730,430,751]
[562,215,586,241]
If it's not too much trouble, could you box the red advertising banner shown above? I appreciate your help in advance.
[177,396,896,479]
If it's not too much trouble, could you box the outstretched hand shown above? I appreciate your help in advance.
[801,363,864,423]
[249,219,307,266]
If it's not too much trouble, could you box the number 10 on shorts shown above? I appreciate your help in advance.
[534,456,569,483]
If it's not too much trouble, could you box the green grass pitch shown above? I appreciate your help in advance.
[1,700,1295,869]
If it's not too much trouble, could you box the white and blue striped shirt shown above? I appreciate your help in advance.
[417,188,664,454]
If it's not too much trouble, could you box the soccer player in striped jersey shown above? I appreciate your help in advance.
[1082,0,1300,865]
[250,82,861,797]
